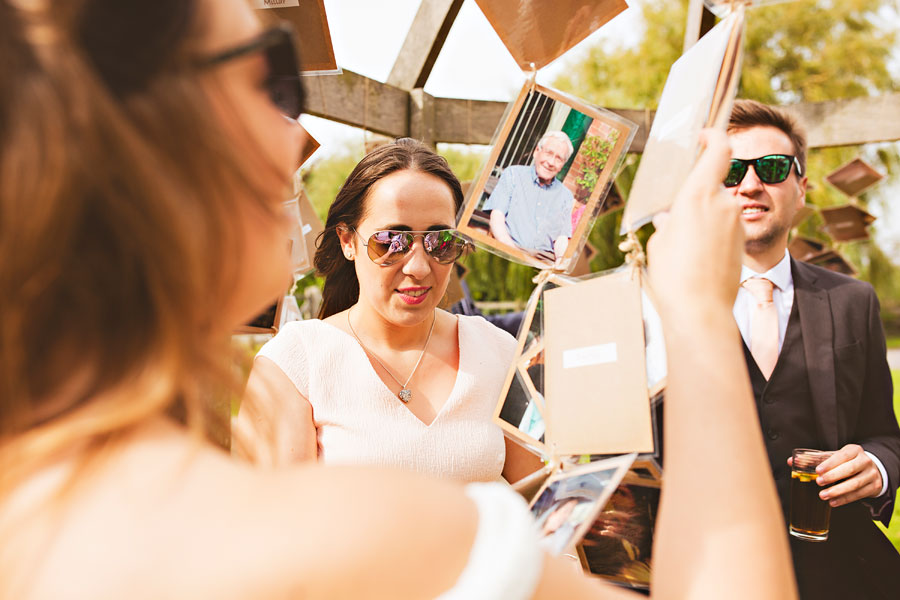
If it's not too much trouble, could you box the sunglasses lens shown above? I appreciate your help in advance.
[756,156,792,184]
[265,34,305,119]
[424,231,465,263]
[724,160,746,187]
[367,231,411,265]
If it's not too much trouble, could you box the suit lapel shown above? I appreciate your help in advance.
[792,258,839,448]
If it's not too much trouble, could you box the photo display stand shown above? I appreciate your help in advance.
[470,0,666,576]
[621,4,746,233]
[457,0,636,274]
[494,265,666,458]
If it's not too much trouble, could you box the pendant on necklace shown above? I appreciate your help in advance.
[398,389,412,403]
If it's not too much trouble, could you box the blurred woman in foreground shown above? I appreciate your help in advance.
[0,0,795,598]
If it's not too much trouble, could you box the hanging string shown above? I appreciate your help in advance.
[531,267,554,286]
[619,229,646,281]
[527,62,537,93]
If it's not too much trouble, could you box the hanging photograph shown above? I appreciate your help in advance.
[622,7,745,231]
[496,369,547,454]
[543,268,653,456]
[493,273,574,453]
[578,472,661,590]
[529,454,635,556]
[457,82,635,271]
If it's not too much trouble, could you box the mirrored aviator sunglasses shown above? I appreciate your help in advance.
[724,154,801,187]
[362,230,471,266]
[200,23,306,120]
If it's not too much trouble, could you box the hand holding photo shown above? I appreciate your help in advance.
[622,6,745,232]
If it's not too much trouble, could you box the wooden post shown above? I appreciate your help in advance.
[387,0,464,90]
[409,88,436,148]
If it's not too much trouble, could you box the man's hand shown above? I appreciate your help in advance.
[787,444,883,507]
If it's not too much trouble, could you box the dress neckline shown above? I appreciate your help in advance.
[314,315,464,428]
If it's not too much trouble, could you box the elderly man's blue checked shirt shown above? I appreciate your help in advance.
[483,165,574,254]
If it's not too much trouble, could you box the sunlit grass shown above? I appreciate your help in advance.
[875,369,900,550]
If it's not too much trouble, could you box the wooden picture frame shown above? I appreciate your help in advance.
[529,454,636,556]
[234,295,285,335]
[456,82,636,272]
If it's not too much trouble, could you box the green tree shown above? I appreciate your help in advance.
[301,144,364,223]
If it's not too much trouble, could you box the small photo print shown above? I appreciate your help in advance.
[497,369,546,451]
[529,454,635,555]
[457,82,635,271]
[580,476,661,590]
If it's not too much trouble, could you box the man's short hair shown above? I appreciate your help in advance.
[536,131,575,161]
[728,99,807,176]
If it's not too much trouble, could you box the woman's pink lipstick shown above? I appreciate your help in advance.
[396,286,430,305]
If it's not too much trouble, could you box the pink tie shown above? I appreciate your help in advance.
[742,278,778,379]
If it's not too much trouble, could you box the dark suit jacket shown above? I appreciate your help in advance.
[791,258,900,523]
[776,259,900,598]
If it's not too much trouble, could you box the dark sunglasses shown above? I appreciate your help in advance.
[201,23,306,120]
[352,228,471,266]
[724,154,803,187]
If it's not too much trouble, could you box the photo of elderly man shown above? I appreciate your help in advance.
[484,131,576,266]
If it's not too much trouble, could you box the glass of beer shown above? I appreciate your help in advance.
[790,448,834,542]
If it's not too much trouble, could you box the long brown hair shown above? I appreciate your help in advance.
[0,0,289,496]
[316,138,464,318]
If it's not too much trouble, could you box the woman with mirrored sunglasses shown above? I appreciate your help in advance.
[236,138,543,485]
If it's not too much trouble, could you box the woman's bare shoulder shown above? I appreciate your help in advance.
[2,420,476,599]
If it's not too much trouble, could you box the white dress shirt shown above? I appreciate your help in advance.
[733,250,888,497]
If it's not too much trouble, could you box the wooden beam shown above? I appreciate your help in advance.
[784,93,900,148]
[303,70,409,138]
[301,69,900,150]
[431,97,653,150]
[430,94,900,150]
[387,0,464,90]
[432,97,506,145]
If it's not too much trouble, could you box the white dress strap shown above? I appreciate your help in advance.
[435,483,544,600]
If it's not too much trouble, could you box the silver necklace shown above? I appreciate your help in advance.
[347,308,436,403]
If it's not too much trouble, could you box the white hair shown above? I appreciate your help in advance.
[536,131,574,160]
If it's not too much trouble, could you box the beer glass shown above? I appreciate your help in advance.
[789,448,834,541]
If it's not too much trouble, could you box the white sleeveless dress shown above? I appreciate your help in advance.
[256,314,516,482]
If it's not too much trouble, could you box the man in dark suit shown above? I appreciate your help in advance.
[726,99,900,599]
